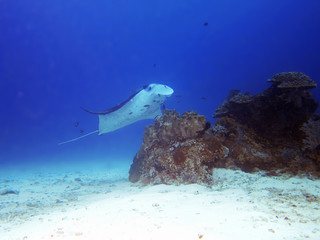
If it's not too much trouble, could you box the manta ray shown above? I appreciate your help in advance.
[59,83,174,145]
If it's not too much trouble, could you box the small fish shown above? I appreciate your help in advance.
[153,63,157,68]
[80,129,84,133]
[201,97,207,100]
[203,22,208,26]
[174,94,182,98]
[144,104,150,107]
[129,112,133,115]
[74,122,79,127]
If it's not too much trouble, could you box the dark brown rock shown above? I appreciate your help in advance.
[212,116,320,176]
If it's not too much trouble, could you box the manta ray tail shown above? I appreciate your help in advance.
[58,130,99,145]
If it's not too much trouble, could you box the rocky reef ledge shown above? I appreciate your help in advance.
[129,72,320,185]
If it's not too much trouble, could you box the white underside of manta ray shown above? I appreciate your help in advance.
[59,83,174,145]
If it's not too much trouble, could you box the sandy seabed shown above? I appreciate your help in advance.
[0,164,319,240]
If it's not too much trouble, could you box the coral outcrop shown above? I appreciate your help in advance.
[129,111,221,185]
[214,72,318,145]
[129,72,320,185]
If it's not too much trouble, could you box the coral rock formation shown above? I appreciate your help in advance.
[267,72,317,89]
[129,111,220,185]
[214,72,318,145]
[129,72,320,185]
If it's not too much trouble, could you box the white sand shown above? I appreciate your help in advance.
[1,166,319,240]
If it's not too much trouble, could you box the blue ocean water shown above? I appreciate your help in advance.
[0,0,319,170]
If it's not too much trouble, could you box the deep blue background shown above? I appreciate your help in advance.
[0,0,319,168]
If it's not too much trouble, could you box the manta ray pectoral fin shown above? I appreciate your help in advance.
[58,129,99,145]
